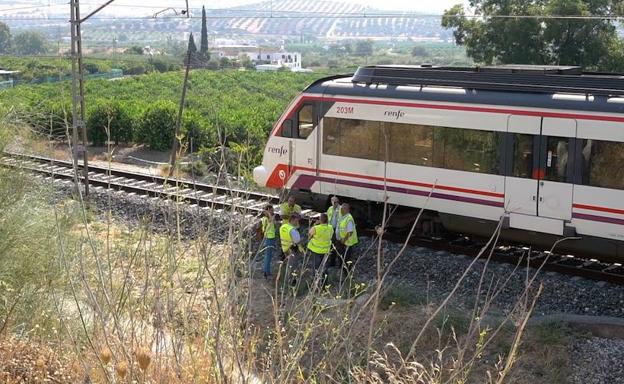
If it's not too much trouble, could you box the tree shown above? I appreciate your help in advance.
[200,5,210,62]
[13,31,47,55]
[0,22,10,54]
[87,103,134,146]
[355,40,373,57]
[442,0,624,71]
[135,101,176,151]
[411,45,428,57]
[126,46,144,55]
[188,33,197,55]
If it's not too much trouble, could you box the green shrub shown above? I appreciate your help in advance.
[86,102,134,146]
[135,101,176,151]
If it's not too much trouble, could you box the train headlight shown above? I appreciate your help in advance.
[253,165,269,186]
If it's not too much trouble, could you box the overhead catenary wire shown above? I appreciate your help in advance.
[1,13,624,21]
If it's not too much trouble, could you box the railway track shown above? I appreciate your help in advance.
[0,151,284,214]
[2,151,623,285]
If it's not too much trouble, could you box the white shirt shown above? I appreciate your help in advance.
[290,228,301,244]
[329,205,340,228]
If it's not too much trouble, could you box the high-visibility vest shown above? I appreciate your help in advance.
[280,223,295,252]
[338,213,358,247]
[261,216,276,239]
[307,223,333,254]
[327,205,341,227]
[280,203,301,220]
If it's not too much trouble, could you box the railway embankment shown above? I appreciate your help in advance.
[17,170,624,383]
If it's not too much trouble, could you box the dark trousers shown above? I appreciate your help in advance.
[310,250,330,271]
[333,241,357,274]
[328,238,341,267]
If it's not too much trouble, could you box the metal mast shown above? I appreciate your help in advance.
[69,0,114,196]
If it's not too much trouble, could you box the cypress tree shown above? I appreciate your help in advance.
[187,33,198,67]
[200,6,210,61]
[188,33,197,54]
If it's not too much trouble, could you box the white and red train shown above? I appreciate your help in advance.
[254,65,624,261]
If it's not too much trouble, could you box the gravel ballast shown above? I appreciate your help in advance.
[48,177,624,319]
[570,337,624,384]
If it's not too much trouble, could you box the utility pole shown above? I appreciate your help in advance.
[69,0,115,197]
[168,1,191,177]
[112,36,117,68]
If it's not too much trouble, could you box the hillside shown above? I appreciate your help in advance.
[204,0,451,39]
[66,0,452,43]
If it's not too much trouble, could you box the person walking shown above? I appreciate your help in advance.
[259,205,277,279]
[307,213,333,271]
[335,203,359,274]
[279,195,302,222]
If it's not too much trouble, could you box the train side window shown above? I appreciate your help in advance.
[512,134,534,178]
[323,117,340,156]
[543,136,570,182]
[323,117,381,160]
[581,139,624,189]
[297,104,315,139]
[281,120,293,138]
[433,127,501,174]
[384,122,433,166]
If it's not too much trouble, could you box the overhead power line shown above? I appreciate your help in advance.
[1,10,624,21]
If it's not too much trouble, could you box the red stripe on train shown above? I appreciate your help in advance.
[574,203,624,216]
[271,95,624,135]
[266,164,504,199]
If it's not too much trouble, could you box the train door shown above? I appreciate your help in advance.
[505,116,576,235]
[537,118,576,222]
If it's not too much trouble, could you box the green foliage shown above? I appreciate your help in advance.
[0,169,74,333]
[380,283,427,310]
[411,45,429,57]
[127,46,144,55]
[87,102,134,146]
[355,40,374,56]
[442,0,624,71]
[1,69,323,168]
[136,101,177,151]
[0,22,10,54]
[188,33,197,54]
[534,321,571,345]
[200,6,209,58]
[12,31,47,55]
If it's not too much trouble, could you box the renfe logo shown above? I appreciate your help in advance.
[384,109,406,120]
[268,146,288,157]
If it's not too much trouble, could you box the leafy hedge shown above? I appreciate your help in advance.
[86,102,134,146]
[0,69,327,168]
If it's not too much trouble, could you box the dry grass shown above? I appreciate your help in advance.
[0,120,576,383]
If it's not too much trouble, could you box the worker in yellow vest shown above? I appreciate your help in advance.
[335,203,359,273]
[307,213,333,271]
[326,196,342,268]
[279,213,303,259]
[279,213,303,287]
[259,205,277,279]
[279,195,302,222]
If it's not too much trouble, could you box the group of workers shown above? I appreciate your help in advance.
[257,195,359,280]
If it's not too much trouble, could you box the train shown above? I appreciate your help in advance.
[253,65,624,262]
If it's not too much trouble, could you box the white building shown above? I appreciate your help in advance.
[244,51,302,71]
